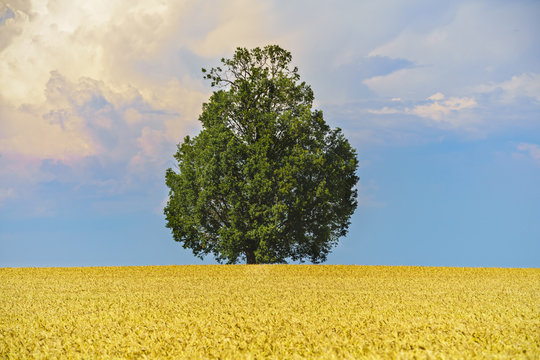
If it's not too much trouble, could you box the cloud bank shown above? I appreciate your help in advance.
[1,0,539,214]
[0,0,277,211]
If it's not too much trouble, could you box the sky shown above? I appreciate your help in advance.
[1,0,539,268]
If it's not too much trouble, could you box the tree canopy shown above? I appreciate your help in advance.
[164,45,359,264]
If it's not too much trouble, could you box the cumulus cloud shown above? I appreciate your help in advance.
[0,0,273,207]
[0,97,95,161]
[0,70,179,164]
[0,0,285,216]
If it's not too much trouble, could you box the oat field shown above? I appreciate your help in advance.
[0,265,538,359]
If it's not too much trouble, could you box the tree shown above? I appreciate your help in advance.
[164,45,359,264]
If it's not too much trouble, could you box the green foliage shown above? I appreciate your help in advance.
[164,45,359,264]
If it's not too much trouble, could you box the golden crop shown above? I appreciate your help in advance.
[0,265,538,359]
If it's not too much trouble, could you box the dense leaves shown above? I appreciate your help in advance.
[164,45,359,264]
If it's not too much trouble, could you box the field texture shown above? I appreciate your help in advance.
[1,265,538,359]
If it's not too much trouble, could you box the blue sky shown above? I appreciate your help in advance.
[1,0,539,267]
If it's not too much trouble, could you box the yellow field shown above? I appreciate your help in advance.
[0,266,538,359]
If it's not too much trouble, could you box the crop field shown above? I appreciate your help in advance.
[0,266,538,359]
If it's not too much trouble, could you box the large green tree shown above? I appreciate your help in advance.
[164,45,359,264]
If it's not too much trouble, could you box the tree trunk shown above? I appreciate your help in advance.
[246,250,256,264]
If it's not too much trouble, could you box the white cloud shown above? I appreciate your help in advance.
[0,0,272,190]
[363,67,438,100]
[363,1,539,99]
[476,73,540,103]
[1,0,539,213]
[428,93,445,101]
[0,95,96,162]
[367,92,477,126]
[189,0,272,58]
[367,107,400,115]
[516,143,540,165]
[410,94,477,121]
[0,0,268,158]
[0,0,279,212]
